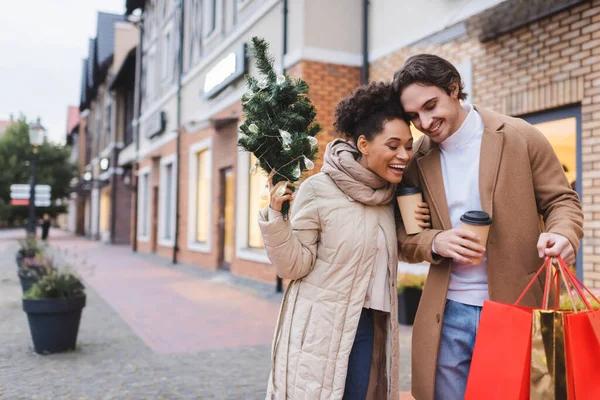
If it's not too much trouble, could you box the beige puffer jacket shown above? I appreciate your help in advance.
[258,172,400,399]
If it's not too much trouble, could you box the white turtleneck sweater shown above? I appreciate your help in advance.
[436,104,489,307]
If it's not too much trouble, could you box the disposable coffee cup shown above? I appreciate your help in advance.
[459,210,492,264]
[396,186,424,235]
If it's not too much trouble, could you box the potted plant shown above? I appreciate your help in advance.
[18,255,55,293]
[397,273,427,325]
[23,268,86,354]
[16,237,44,268]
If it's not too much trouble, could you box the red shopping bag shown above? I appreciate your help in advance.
[555,258,600,400]
[465,258,553,400]
[463,301,533,400]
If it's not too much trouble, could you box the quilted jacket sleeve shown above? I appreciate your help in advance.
[258,180,320,280]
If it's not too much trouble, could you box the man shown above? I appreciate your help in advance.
[392,54,583,400]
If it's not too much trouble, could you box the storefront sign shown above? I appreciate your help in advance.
[144,110,167,139]
[203,43,247,99]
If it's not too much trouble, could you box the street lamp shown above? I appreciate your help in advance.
[27,118,45,236]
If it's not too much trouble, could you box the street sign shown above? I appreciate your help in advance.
[10,184,52,207]
[10,184,51,199]
[10,199,50,207]
[11,199,29,206]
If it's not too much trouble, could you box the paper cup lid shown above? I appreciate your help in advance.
[396,186,422,196]
[460,210,492,226]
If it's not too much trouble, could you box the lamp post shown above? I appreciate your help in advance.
[27,118,46,236]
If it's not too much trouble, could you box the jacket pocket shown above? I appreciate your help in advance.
[301,305,313,349]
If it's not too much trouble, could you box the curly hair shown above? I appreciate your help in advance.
[392,54,467,101]
[334,81,410,143]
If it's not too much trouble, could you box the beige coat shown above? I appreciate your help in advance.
[259,172,400,399]
[396,106,584,400]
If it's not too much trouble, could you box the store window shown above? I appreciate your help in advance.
[522,106,580,194]
[187,138,213,253]
[138,168,151,240]
[196,149,210,242]
[159,155,177,246]
[248,154,269,248]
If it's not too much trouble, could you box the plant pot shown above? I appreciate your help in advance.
[397,287,422,325]
[19,275,38,293]
[22,295,86,354]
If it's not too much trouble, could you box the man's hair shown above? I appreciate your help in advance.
[392,54,468,101]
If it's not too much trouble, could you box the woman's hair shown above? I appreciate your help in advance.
[334,81,409,142]
[392,54,467,100]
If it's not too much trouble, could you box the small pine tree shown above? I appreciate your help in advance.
[238,37,321,217]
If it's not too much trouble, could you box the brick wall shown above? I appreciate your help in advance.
[370,0,600,287]
[288,60,362,173]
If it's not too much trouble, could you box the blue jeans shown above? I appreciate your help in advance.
[344,308,374,400]
[435,300,482,400]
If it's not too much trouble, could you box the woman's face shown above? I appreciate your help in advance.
[357,119,413,184]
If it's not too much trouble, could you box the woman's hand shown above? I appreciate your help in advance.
[415,202,431,229]
[268,171,294,213]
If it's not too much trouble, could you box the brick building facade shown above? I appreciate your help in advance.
[70,0,599,289]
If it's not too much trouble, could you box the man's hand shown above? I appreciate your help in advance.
[433,229,486,264]
[537,233,575,265]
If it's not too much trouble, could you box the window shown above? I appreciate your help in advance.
[164,163,173,239]
[196,150,210,242]
[248,154,268,248]
[159,154,177,246]
[137,167,151,241]
[531,118,577,188]
[235,143,270,264]
[205,0,217,37]
[161,30,171,81]
[187,138,213,253]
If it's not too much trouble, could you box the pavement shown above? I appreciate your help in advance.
[0,228,414,399]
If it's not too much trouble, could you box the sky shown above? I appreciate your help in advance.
[0,0,126,144]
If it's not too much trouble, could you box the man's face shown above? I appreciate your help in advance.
[400,83,462,144]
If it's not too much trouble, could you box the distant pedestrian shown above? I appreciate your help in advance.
[41,214,51,241]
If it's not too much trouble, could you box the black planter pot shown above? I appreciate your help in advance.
[19,275,38,293]
[22,295,86,354]
[397,287,423,325]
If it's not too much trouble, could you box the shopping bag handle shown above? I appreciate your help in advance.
[514,256,599,311]
[515,257,551,306]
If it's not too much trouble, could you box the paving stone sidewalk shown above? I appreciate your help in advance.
[0,229,414,399]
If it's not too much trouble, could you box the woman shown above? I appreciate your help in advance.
[259,82,429,399]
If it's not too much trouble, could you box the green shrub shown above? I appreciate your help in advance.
[398,273,427,294]
[559,292,600,311]
[23,269,84,299]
